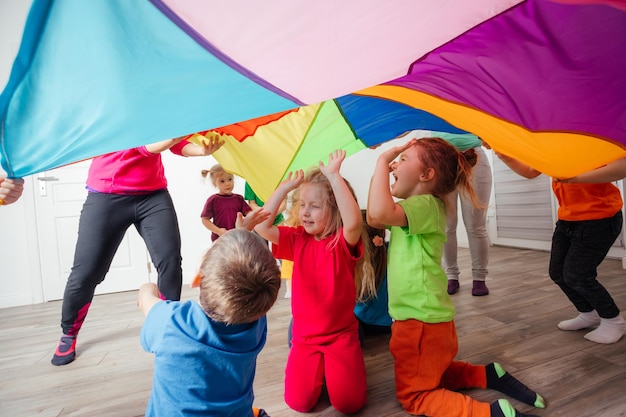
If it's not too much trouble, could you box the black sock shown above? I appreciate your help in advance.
[486,363,545,408]
[490,399,539,417]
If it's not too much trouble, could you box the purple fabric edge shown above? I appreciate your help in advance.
[388,0,626,145]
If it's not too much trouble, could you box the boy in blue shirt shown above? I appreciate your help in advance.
[138,219,280,417]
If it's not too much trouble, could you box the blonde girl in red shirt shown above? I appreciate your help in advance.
[254,150,376,414]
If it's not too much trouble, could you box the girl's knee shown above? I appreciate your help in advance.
[327,377,367,414]
[331,395,366,414]
[285,393,318,413]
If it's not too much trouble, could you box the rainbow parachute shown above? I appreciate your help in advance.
[1,0,625,200]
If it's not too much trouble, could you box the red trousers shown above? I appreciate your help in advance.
[391,319,490,417]
[284,328,366,414]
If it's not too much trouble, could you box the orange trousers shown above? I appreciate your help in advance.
[390,319,491,417]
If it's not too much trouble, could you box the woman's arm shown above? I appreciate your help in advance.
[181,134,225,156]
[144,133,224,156]
[145,137,186,154]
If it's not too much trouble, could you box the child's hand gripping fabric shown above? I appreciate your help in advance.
[0,177,24,206]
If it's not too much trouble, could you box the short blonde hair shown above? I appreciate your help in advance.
[197,229,281,324]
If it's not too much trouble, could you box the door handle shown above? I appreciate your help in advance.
[37,174,59,196]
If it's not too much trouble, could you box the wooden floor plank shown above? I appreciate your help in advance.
[0,245,624,416]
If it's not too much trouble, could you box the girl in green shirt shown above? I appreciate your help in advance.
[367,137,545,417]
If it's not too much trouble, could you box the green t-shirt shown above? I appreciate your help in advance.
[387,194,455,323]
[434,132,482,152]
[244,182,284,226]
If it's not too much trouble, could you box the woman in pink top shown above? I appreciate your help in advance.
[51,136,223,366]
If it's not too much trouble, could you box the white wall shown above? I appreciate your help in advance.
[0,0,40,307]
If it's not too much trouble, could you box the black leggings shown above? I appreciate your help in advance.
[549,211,622,319]
[61,190,182,335]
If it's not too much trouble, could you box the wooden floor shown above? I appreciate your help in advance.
[1,245,625,417]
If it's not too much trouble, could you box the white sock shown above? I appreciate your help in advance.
[584,315,626,344]
[557,310,600,331]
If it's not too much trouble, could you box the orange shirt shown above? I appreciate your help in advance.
[552,181,623,221]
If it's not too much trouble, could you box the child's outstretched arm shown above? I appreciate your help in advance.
[367,140,417,228]
[489,140,626,183]
[235,207,271,231]
[319,150,362,246]
[137,283,162,316]
[555,157,626,183]
[255,170,304,244]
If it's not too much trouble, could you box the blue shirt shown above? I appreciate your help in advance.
[141,300,266,417]
[354,274,392,327]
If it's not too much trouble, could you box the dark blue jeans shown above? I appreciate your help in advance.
[61,190,183,335]
[549,210,622,319]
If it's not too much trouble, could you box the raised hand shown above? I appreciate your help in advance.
[280,170,305,192]
[199,133,225,155]
[319,150,346,178]
[378,138,418,167]
[235,208,271,231]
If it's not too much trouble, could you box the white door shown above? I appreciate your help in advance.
[34,160,151,301]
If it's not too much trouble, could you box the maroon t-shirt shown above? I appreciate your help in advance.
[200,193,251,241]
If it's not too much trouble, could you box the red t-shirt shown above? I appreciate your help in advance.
[272,226,363,344]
